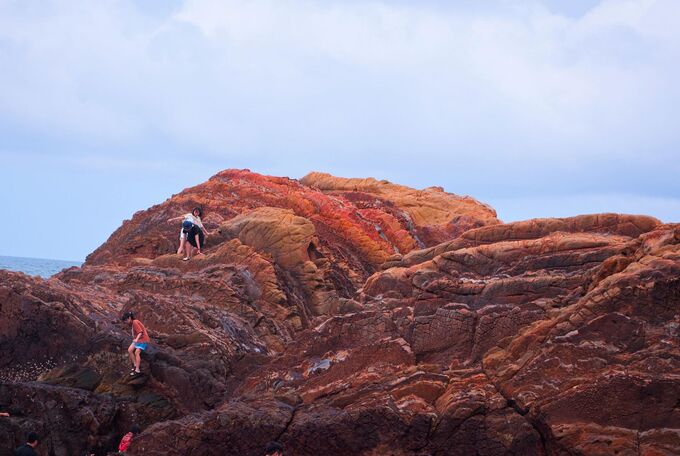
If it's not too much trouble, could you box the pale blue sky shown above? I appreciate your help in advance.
[1,0,678,261]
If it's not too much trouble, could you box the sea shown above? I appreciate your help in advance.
[0,255,82,278]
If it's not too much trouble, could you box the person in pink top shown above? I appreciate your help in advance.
[121,311,151,376]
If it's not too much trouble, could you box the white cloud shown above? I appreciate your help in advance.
[1,0,679,260]
[0,0,678,190]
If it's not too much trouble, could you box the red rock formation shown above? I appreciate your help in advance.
[0,169,677,456]
[300,171,500,246]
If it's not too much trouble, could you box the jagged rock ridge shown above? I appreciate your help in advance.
[0,169,677,456]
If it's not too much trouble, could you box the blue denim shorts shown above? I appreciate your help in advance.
[133,342,148,351]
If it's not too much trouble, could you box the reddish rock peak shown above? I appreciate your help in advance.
[301,171,500,242]
[86,168,500,272]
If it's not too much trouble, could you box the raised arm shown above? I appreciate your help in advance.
[194,217,210,236]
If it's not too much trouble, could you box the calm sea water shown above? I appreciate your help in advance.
[0,255,82,278]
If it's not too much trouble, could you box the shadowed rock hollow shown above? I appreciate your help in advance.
[0,169,678,456]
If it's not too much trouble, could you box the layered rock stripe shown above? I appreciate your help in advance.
[0,169,677,456]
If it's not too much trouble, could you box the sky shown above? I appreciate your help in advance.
[1,0,679,261]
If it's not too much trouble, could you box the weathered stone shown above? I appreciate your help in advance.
[0,170,676,456]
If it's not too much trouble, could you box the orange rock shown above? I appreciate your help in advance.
[301,171,500,243]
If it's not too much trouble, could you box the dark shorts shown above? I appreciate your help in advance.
[186,226,205,248]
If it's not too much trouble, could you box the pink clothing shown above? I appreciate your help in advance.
[118,432,133,452]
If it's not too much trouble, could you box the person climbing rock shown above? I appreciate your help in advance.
[118,424,140,452]
[14,432,39,456]
[168,207,210,259]
[264,442,284,456]
[182,219,206,261]
[121,312,150,376]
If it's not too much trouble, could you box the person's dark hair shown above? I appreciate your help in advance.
[264,442,284,455]
[192,207,203,217]
[121,311,134,322]
[26,431,39,444]
[130,424,141,434]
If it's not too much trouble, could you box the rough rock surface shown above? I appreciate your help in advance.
[0,169,677,456]
[300,172,500,245]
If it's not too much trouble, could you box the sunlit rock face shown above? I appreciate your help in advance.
[1,169,678,456]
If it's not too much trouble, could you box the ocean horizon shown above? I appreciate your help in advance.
[0,254,82,278]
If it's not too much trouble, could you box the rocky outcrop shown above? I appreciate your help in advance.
[1,169,677,456]
[482,225,680,455]
[300,172,500,245]
[88,169,498,270]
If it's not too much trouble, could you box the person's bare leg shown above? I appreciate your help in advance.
[187,239,197,259]
[127,343,136,367]
[182,234,194,260]
[193,233,203,256]
[177,237,186,255]
[134,348,141,373]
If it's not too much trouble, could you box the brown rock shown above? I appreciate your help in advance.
[1,170,677,456]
